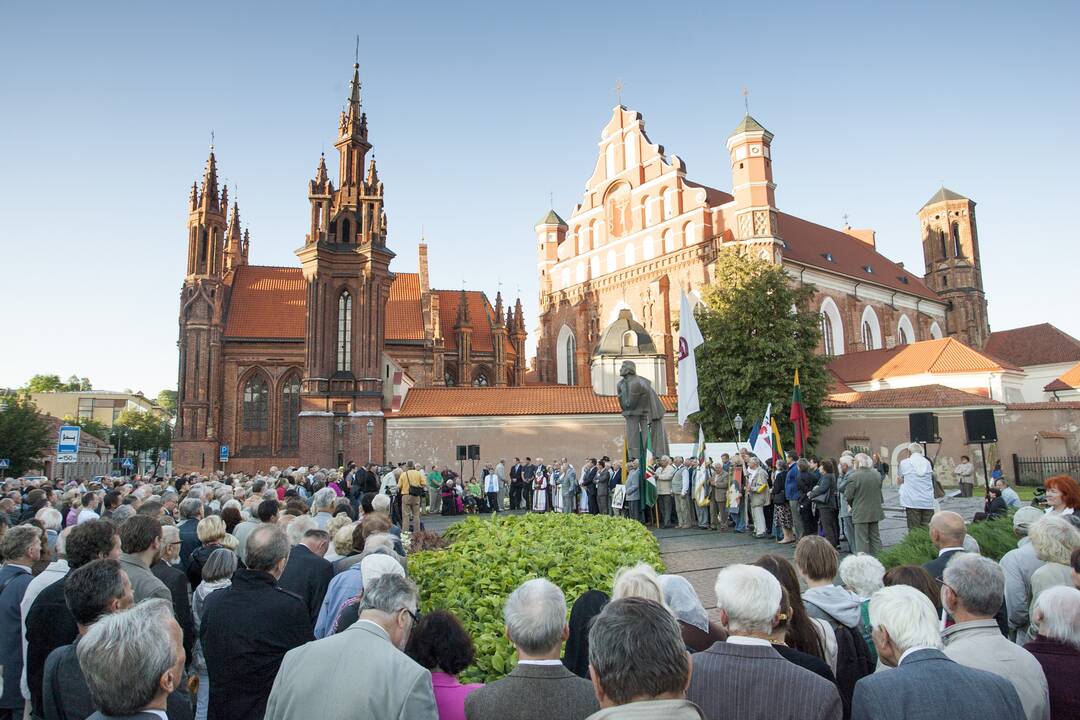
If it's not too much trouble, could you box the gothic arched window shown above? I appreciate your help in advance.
[280,375,300,451]
[624,132,636,166]
[564,333,577,385]
[242,376,269,431]
[952,223,962,257]
[341,218,351,243]
[939,229,948,259]
[444,367,457,386]
[860,306,882,350]
[861,321,874,351]
[820,314,835,356]
[336,291,353,372]
[473,371,490,387]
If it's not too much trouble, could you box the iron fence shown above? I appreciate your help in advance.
[1011,455,1080,486]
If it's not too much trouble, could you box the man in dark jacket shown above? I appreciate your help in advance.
[277,528,334,625]
[150,524,195,664]
[509,458,524,510]
[522,458,537,509]
[200,525,314,720]
[0,526,41,720]
[24,520,119,719]
[176,497,203,570]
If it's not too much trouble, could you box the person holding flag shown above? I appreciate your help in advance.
[677,292,704,427]
[789,369,811,455]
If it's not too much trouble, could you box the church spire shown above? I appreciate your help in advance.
[225,201,243,272]
[493,291,505,328]
[454,288,472,328]
[198,148,220,212]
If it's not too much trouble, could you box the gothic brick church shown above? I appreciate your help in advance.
[534,107,990,392]
[173,64,526,473]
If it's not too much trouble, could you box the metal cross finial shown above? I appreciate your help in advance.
[615,80,624,106]
[355,35,359,65]
[497,279,504,292]
[549,191,554,209]
[210,130,214,151]
[742,88,749,114]
[842,212,850,227]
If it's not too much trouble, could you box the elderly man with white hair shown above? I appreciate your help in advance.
[897,443,936,530]
[465,578,599,720]
[843,453,886,556]
[851,585,1025,720]
[1022,585,1080,717]
[687,564,842,720]
[310,488,337,530]
[942,554,1049,720]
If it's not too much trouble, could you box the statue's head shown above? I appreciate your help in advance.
[619,360,637,377]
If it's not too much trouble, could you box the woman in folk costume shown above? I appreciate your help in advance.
[532,461,551,512]
[727,458,747,532]
[551,465,563,512]
[693,460,712,529]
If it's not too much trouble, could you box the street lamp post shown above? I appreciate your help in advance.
[733,413,743,444]
[366,419,374,464]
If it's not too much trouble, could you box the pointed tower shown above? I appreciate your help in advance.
[726,115,782,263]
[492,292,509,386]
[454,289,473,385]
[224,202,244,273]
[511,298,528,386]
[175,148,229,471]
[919,188,990,347]
[185,149,228,278]
[295,61,396,467]
[535,209,567,296]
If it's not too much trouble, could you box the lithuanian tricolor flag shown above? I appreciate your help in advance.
[789,369,810,456]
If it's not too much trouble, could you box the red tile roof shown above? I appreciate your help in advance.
[224,266,307,339]
[223,266,472,345]
[825,384,1002,409]
[1044,361,1080,392]
[983,323,1080,368]
[387,273,425,341]
[828,337,1019,384]
[435,290,506,353]
[777,211,940,301]
[395,386,678,418]
[1007,401,1080,410]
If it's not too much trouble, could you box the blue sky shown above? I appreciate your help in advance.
[1,1,1077,395]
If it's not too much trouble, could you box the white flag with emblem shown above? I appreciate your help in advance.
[677,292,704,426]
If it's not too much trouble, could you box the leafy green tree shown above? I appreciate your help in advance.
[113,409,172,464]
[155,389,177,416]
[693,249,830,452]
[22,374,92,392]
[0,395,53,476]
[24,374,64,393]
[62,415,109,442]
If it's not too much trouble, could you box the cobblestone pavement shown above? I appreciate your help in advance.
[414,487,992,619]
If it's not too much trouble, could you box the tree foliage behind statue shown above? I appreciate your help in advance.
[694,249,830,451]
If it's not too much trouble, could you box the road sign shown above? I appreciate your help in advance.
[219,445,229,463]
[57,425,81,464]
[0,459,9,469]
[121,457,134,470]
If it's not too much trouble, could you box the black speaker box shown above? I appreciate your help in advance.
[468,444,480,460]
[963,409,998,444]
[909,412,939,444]
[456,445,467,461]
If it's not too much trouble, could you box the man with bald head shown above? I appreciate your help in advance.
[923,511,968,582]
[924,511,1009,635]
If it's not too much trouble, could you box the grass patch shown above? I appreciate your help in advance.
[877,514,1018,568]
[409,512,664,683]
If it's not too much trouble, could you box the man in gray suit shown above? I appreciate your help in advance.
[78,598,187,720]
[851,585,1025,720]
[687,564,842,720]
[466,578,599,720]
[560,462,577,513]
[265,574,437,719]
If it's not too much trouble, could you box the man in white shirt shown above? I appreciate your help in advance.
[484,469,501,513]
[995,479,1022,509]
[898,443,935,530]
[77,492,101,525]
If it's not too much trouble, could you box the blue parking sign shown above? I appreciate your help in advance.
[219,445,229,463]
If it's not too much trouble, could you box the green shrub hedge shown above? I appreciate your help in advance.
[409,513,664,683]
[877,514,1018,568]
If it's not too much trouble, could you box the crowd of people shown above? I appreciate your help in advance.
[0,457,1076,720]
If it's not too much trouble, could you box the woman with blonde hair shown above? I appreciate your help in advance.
[1023,514,1080,642]
[187,514,230,590]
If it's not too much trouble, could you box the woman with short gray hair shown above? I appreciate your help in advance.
[77,598,183,718]
[1024,585,1080,718]
[192,548,237,720]
[611,562,665,605]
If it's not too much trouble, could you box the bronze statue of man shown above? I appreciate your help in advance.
[617,360,670,459]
